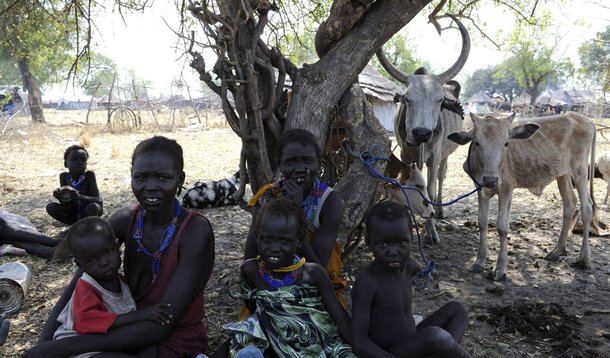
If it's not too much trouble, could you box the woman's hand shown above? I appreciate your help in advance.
[137,303,172,325]
[280,169,310,204]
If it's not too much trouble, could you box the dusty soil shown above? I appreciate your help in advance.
[0,109,609,357]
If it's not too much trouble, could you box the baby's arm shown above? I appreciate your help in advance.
[351,271,399,358]
[111,303,172,329]
[306,263,351,342]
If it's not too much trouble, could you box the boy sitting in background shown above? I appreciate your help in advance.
[351,201,472,358]
[46,145,103,225]
[53,217,171,357]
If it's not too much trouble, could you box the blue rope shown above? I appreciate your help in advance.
[350,143,482,288]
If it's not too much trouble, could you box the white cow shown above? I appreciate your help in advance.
[377,14,469,244]
[448,112,595,281]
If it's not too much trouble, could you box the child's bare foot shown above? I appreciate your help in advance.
[51,238,71,262]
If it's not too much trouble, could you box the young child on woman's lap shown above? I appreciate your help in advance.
[53,217,171,357]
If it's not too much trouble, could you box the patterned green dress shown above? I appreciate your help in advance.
[223,282,355,357]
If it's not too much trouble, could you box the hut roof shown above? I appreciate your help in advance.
[512,91,532,105]
[536,89,573,106]
[467,90,494,105]
[283,65,403,103]
[565,90,596,104]
[358,65,403,102]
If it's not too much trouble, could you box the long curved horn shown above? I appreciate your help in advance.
[438,14,470,83]
[376,48,410,85]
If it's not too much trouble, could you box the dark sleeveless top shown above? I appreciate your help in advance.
[124,206,211,356]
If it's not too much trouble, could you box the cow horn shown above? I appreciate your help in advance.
[437,14,470,83]
[376,48,410,85]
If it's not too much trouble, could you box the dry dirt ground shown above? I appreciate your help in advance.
[0,109,609,357]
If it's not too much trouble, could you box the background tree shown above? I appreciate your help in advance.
[76,53,119,96]
[0,0,151,123]
[578,25,610,94]
[463,65,521,102]
[495,17,573,105]
[0,0,78,122]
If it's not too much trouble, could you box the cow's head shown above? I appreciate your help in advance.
[378,14,470,147]
[448,113,540,189]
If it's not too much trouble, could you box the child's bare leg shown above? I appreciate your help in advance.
[388,326,472,358]
[417,301,469,342]
[46,203,77,225]
[1,228,59,246]
[8,242,54,259]
[387,301,471,358]
[83,202,103,217]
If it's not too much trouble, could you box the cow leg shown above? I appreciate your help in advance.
[472,191,490,273]
[435,156,449,219]
[546,176,577,261]
[494,190,513,281]
[424,152,441,245]
[574,175,592,269]
[604,179,610,205]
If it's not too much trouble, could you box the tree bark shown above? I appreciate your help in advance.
[334,84,390,244]
[287,0,430,149]
[18,57,45,123]
[188,0,432,242]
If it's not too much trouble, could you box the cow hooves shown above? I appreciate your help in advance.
[424,235,440,246]
[570,260,591,270]
[494,271,507,282]
[470,263,485,273]
[544,250,565,262]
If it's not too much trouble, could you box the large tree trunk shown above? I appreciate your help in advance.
[188,0,431,242]
[18,57,45,123]
[334,84,390,244]
[288,0,430,142]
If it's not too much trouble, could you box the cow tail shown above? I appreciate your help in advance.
[590,120,597,205]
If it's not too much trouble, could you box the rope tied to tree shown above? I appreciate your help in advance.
[349,143,482,288]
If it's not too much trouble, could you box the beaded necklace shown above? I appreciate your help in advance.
[133,199,181,283]
[301,178,326,235]
[68,174,85,193]
[258,255,305,289]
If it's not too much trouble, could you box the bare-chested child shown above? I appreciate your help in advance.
[53,216,171,357]
[351,201,472,358]
[220,198,354,357]
[46,145,103,225]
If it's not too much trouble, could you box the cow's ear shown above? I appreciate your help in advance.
[510,123,540,140]
[447,131,473,145]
